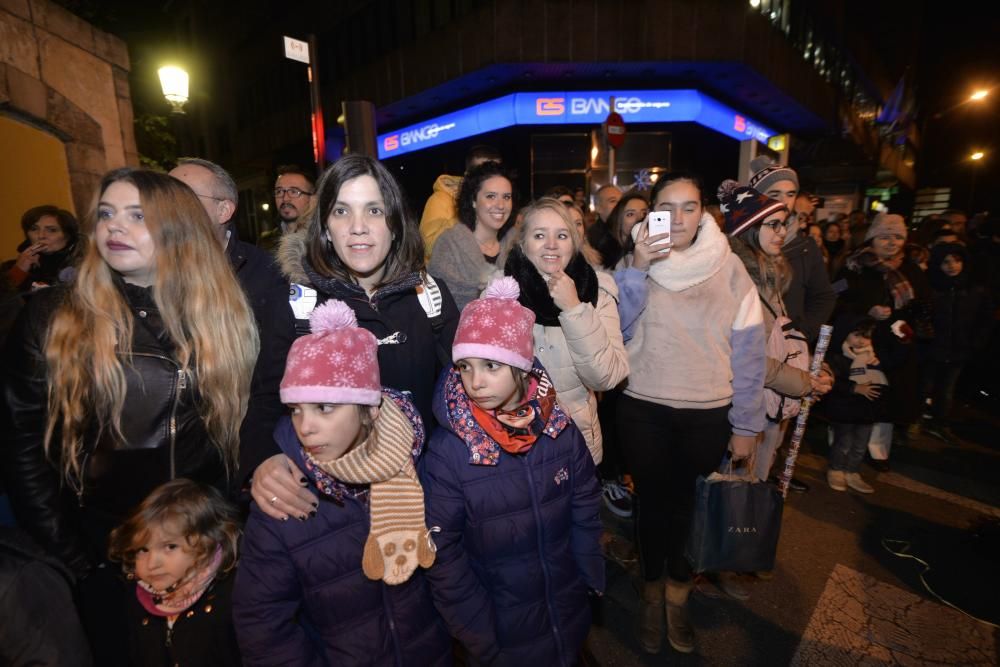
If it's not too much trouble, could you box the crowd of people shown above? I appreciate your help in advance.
[0,144,996,666]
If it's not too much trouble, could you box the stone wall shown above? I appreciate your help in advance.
[0,0,138,216]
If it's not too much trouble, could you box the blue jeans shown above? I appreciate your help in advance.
[830,422,875,473]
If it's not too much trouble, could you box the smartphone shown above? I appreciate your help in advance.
[647,211,671,251]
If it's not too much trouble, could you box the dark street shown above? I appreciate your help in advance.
[589,396,1000,665]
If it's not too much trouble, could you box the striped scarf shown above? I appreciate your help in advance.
[846,246,915,310]
[314,397,436,585]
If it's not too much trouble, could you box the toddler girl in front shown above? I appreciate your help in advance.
[107,478,242,667]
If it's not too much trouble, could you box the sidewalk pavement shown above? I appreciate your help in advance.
[587,400,1000,665]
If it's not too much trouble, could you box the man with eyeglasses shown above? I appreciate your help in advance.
[257,165,316,254]
[169,157,296,493]
[748,157,836,498]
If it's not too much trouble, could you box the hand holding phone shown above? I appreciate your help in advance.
[646,211,671,253]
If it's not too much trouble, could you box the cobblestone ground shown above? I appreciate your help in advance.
[586,397,1000,666]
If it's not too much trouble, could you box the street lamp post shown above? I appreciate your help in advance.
[920,87,990,190]
[969,150,985,211]
[158,66,189,114]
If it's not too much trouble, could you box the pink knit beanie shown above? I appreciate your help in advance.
[452,276,535,371]
[280,300,381,405]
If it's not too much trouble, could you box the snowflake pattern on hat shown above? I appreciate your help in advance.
[280,300,382,405]
[452,276,536,371]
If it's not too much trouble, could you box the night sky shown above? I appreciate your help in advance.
[914,4,1000,215]
[56,0,1000,218]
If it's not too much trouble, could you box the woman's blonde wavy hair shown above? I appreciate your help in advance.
[44,168,260,484]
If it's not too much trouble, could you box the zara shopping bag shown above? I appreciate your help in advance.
[685,463,784,573]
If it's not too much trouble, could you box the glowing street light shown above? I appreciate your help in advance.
[970,89,989,102]
[158,65,189,114]
[971,151,985,161]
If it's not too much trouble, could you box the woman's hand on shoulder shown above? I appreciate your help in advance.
[251,454,318,521]
[630,222,672,271]
[548,270,581,311]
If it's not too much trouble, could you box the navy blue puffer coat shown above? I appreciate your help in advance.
[419,368,604,666]
[232,391,452,667]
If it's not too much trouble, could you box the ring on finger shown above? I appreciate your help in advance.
[269,495,279,505]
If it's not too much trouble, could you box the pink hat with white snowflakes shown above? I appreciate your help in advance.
[452,276,535,371]
[280,300,381,406]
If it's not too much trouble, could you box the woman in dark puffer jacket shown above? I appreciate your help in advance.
[250,155,460,525]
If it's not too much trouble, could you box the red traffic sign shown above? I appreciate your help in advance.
[605,111,626,149]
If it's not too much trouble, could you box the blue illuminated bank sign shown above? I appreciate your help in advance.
[378,89,775,159]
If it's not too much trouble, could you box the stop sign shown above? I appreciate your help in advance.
[605,111,626,149]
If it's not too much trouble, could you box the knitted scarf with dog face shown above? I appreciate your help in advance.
[311,396,436,585]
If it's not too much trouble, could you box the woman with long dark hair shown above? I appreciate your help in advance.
[613,172,766,655]
[602,190,649,270]
[428,161,515,310]
[254,154,460,522]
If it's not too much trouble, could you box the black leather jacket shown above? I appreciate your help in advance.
[1,282,226,576]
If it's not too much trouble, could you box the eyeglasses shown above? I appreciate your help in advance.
[761,219,794,232]
[194,192,226,202]
[274,187,314,199]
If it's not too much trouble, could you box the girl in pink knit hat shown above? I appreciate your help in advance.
[233,300,452,666]
[420,276,604,665]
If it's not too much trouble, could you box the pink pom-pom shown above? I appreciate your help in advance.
[309,300,357,334]
[483,276,520,301]
[717,179,740,203]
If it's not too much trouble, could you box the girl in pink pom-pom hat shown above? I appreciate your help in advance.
[419,276,604,665]
[232,299,453,665]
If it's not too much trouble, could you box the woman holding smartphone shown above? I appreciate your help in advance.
[613,172,766,655]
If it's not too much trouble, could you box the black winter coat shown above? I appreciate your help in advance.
[1,283,227,576]
[782,232,837,345]
[926,245,992,364]
[0,527,91,666]
[816,313,890,424]
[226,232,297,489]
[277,231,460,430]
[124,571,241,667]
[834,255,930,424]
